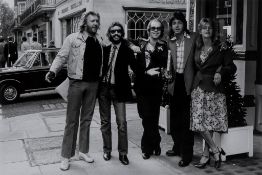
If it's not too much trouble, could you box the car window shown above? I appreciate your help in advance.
[32,55,41,67]
[13,52,34,67]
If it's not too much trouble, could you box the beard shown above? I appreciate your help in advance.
[109,35,122,44]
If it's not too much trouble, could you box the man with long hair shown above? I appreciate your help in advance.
[98,22,136,165]
[45,11,104,171]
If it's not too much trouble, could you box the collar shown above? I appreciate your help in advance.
[111,42,121,49]
[77,31,102,43]
[170,32,190,41]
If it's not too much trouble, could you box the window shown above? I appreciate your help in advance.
[126,10,184,40]
[18,2,26,15]
[216,0,232,40]
[215,0,243,44]
[71,16,81,34]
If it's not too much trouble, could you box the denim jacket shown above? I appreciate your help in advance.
[50,32,104,80]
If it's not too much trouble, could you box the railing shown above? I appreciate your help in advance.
[20,0,56,23]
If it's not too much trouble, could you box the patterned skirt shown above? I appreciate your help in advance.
[190,87,228,132]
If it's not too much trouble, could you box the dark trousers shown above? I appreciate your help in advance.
[98,83,128,155]
[61,80,98,158]
[137,94,161,154]
[170,73,194,162]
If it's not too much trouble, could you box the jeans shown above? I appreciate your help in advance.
[61,79,98,158]
[98,83,128,155]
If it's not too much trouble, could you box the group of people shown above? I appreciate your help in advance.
[0,36,18,68]
[45,10,236,171]
[21,36,42,53]
[0,35,44,68]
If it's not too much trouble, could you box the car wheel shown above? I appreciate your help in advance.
[0,84,20,104]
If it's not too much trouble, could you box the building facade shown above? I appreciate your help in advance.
[14,0,188,48]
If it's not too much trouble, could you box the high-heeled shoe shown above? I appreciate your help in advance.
[214,148,226,169]
[194,156,210,169]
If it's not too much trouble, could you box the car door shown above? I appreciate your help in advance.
[19,52,49,91]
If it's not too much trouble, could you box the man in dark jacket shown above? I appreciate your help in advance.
[98,22,136,165]
[4,37,18,67]
[165,12,196,167]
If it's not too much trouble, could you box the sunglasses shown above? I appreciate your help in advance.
[150,27,161,31]
[110,29,122,34]
[202,26,213,30]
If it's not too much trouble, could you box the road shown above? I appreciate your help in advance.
[0,90,67,119]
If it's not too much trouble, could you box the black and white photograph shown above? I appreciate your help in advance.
[0,0,262,174]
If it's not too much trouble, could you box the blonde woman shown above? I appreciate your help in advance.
[190,18,236,169]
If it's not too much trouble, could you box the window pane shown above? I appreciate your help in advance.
[126,10,178,40]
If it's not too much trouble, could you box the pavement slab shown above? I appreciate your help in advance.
[0,162,41,175]
[0,140,27,163]
[0,130,28,141]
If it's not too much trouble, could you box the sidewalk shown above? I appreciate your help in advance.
[0,103,262,175]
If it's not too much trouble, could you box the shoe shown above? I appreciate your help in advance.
[214,148,225,169]
[119,154,129,165]
[142,153,151,159]
[166,149,179,156]
[103,152,111,161]
[154,147,161,156]
[194,158,210,169]
[60,158,69,171]
[178,160,190,167]
[79,152,94,163]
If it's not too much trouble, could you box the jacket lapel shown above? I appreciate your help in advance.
[168,40,177,71]
[183,37,193,68]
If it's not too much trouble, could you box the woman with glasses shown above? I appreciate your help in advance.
[134,19,168,159]
[191,18,236,169]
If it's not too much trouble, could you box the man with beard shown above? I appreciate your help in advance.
[98,22,136,165]
[45,11,103,171]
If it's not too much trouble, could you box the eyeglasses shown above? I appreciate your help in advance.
[110,29,122,34]
[150,27,161,31]
[202,26,213,30]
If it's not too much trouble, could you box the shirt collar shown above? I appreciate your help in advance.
[77,32,99,42]
[112,42,121,49]
[170,32,190,41]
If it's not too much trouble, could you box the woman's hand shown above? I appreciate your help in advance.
[213,73,221,85]
[146,67,160,76]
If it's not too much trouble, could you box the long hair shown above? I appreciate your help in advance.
[79,11,100,32]
[146,19,164,38]
[169,11,190,38]
[106,22,125,39]
[196,18,219,49]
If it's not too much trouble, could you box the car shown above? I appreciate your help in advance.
[0,48,67,104]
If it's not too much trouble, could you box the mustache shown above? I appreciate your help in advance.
[111,34,121,37]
